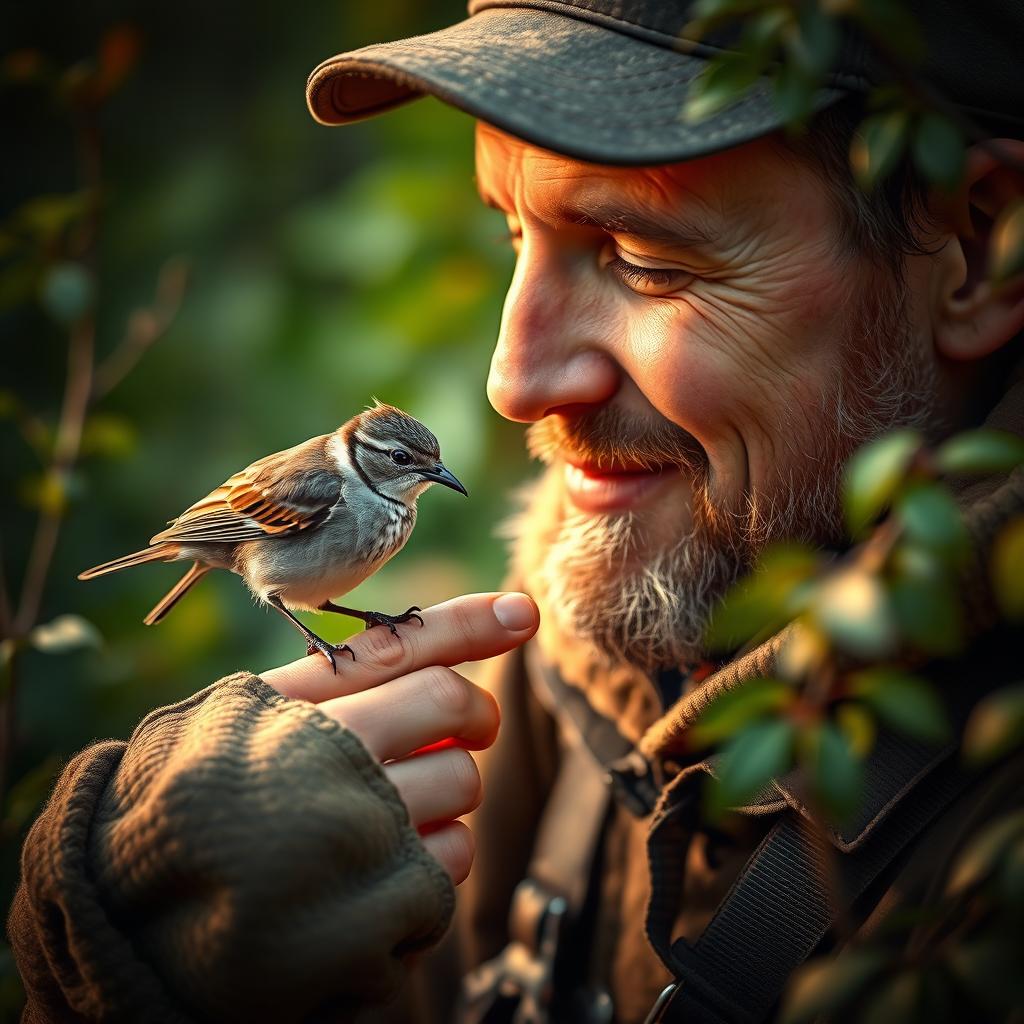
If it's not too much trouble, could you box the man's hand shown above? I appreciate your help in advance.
[261,592,539,885]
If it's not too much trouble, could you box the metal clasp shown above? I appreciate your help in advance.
[642,982,681,1024]
[459,879,568,1024]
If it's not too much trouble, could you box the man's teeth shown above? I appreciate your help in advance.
[566,464,588,489]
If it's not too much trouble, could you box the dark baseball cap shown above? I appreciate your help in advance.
[307,0,1024,167]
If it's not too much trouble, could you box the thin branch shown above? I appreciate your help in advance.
[0,652,20,803]
[92,257,188,400]
[0,544,12,642]
[13,316,95,636]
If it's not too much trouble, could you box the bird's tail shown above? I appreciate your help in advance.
[144,561,210,625]
[78,544,177,581]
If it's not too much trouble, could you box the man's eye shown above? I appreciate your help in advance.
[608,255,692,296]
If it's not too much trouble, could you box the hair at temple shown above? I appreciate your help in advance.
[779,98,939,268]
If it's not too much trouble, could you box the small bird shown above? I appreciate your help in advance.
[79,402,467,671]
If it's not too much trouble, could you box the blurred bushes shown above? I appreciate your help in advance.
[0,3,525,1005]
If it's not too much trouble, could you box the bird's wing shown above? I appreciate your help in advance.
[151,435,345,546]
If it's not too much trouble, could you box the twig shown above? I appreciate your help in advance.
[13,316,95,637]
[92,257,188,400]
[0,544,12,643]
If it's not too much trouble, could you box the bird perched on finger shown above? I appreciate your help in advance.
[78,402,467,671]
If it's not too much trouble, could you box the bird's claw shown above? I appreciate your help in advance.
[363,606,424,636]
[306,637,356,674]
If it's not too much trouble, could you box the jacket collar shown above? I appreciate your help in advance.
[520,368,1024,846]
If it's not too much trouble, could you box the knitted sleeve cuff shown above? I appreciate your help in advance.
[9,671,455,1024]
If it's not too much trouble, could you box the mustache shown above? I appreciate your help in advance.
[526,406,707,474]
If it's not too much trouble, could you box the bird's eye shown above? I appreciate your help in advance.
[390,449,412,466]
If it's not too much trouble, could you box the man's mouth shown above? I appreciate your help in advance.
[563,457,676,513]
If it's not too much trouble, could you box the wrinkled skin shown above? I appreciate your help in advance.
[263,126,1023,884]
[475,123,944,544]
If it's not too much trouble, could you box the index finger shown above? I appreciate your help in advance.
[261,592,538,703]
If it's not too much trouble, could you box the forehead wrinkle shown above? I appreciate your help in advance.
[476,127,722,253]
[559,194,716,250]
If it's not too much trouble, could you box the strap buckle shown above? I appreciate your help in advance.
[642,983,682,1024]
[459,879,568,1024]
[605,750,660,818]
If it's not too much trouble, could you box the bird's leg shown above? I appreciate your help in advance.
[319,601,424,637]
[267,594,354,674]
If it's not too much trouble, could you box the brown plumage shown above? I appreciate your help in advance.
[78,403,467,670]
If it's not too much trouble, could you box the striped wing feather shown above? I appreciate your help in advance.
[151,436,344,546]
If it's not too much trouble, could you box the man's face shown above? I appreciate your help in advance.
[475,123,940,670]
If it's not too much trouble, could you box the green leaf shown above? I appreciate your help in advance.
[741,7,791,53]
[892,569,962,655]
[18,470,68,515]
[39,262,94,324]
[849,668,951,744]
[690,678,795,748]
[705,544,820,652]
[772,61,818,126]
[947,935,1024,1015]
[911,113,965,190]
[805,720,864,820]
[29,614,102,654]
[81,413,137,459]
[780,950,888,1024]
[946,809,1024,896]
[855,1,924,61]
[836,701,877,757]
[684,52,763,124]
[991,518,1024,621]
[999,835,1024,905]
[962,684,1024,764]
[787,4,840,78]
[859,971,921,1023]
[895,482,968,564]
[776,622,829,682]
[714,718,795,808]
[843,429,922,537]
[935,428,1024,476]
[812,568,898,659]
[988,198,1024,284]
[0,388,19,418]
[11,192,89,241]
[850,110,911,190]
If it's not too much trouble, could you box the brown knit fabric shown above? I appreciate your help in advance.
[8,672,454,1024]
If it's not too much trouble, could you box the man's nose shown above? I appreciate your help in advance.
[486,243,620,423]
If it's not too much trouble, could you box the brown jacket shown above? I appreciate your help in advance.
[9,373,1024,1023]
[429,374,1024,1023]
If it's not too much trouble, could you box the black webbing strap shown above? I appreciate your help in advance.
[647,748,973,1024]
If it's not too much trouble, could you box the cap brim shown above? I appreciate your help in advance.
[307,7,845,166]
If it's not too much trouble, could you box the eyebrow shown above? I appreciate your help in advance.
[563,200,716,250]
[478,189,715,251]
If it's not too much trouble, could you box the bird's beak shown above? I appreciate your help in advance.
[419,463,468,496]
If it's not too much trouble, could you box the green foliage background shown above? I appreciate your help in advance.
[0,2,525,998]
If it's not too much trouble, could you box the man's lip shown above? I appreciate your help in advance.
[562,455,667,475]
[563,460,675,512]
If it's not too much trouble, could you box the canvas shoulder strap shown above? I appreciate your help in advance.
[644,745,973,1024]
[459,652,654,1024]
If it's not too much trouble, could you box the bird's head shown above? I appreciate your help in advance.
[343,402,468,506]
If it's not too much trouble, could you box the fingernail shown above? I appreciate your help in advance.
[492,593,537,632]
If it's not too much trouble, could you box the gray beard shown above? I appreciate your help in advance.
[508,276,944,673]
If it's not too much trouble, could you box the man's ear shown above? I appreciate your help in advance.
[932,139,1024,362]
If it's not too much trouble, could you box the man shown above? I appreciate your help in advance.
[10,2,1024,1022]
